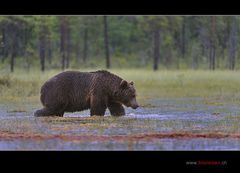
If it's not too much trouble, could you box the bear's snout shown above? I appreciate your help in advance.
[132,104,139,109]
[129,99,139,109]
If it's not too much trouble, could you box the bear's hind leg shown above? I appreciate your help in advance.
[34,107,64,117]
[34,108,54,117]
[108,102,125,116]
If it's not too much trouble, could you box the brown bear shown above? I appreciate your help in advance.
[34,70,139,117]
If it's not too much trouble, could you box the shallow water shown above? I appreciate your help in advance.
[0,97,240,150]
[1,138,240,150]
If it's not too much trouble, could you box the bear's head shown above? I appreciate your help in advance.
[114,80,139,109]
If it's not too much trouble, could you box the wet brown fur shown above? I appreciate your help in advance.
[34,70,138,117]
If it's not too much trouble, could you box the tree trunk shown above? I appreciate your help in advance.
[39,44,45,72]
[47,33,52,65]
[166,47,172,68]
[209,46,215,70]
[60,16,66,70]
[229,16,237,70]
[83,27,88,63]
[39,31,45,72]
[153,29,160,71]
[76,38,81,64]
[209,16,216,70]
[66,25,70,68]
[103,16,110,69]
[61,52,65,70]
[10,51,15,72]
[39,22,47,72]
[10,30,17,73]
[181,17,186,59]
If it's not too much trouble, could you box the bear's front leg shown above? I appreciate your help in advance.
[108,102,125,116]
[90,96,107,116]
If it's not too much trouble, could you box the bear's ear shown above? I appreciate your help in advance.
[120,80,128,88]
[129,81,134,85]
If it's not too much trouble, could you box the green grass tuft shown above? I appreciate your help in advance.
[1,69,240,104]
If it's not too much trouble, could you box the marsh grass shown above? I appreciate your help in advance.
[1,69,240,104]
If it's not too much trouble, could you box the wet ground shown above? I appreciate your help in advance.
[1,97,240,150]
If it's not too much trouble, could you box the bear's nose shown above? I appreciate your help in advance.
[132,105,139,109]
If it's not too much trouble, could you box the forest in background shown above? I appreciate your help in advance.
[0,16,239,72]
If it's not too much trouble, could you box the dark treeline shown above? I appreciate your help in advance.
[0,16,239,72]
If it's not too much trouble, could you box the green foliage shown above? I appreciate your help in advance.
[1,16,240,70]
